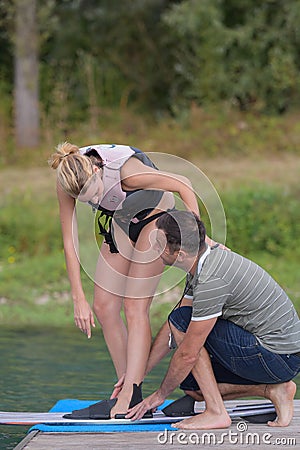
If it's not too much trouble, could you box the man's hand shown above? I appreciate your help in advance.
[74,299,95,339]
[206,236,230,251]
[125,390,165,421]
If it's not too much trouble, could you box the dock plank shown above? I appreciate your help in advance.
[16,400,300,449]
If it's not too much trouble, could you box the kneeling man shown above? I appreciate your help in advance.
[127,210,300,429]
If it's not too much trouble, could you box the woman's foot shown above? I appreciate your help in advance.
[110,396,131,418]
[111,382,144,418]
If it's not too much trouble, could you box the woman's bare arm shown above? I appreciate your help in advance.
[121,157,200,215]
[57,183,95,337]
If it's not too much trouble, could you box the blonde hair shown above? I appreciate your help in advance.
[49,142,94,197]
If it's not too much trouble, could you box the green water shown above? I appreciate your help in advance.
[1,328,300,449]
[0,327,172,449]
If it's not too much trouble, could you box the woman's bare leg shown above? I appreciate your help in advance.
[111,220,165,416]
[93,243,131,378]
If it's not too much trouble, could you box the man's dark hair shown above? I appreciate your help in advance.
[85,148,104,169]
[156,210,206,255]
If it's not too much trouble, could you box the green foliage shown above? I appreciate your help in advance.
[10,177,296,265]
[0,0,14,81]
[0,79,13,165]
[162,0,229,108]
[0,176,299,326]
[222,0,300,113]
[163,0,300,113]
[0,191,62,260]
[2,0,300,137]
[37,0,177,121]
[224,185,300,256]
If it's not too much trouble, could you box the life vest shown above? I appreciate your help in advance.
[79,144,163,252]
[80,144,138,212]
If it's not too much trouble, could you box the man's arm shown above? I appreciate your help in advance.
[127,317,217,420]
[145,321,172,376]
[145,296,194,375]
[158,318,217,398]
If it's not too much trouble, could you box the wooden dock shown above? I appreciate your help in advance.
[15,400,300,450]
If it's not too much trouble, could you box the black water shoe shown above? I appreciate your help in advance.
[162,394,196,417]
[63,382,152,420]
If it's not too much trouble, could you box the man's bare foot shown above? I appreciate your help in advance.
[172,409,231,430]
[265,381,296,427]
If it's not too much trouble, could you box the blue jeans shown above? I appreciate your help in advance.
[168,306,300,391]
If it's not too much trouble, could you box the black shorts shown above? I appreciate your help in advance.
[103,211,167,253]
[128,211,166,243]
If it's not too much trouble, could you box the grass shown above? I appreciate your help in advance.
[0,165,300,330]
[1,250,298,331]
[0,106,300,328]
[2,105,300,167]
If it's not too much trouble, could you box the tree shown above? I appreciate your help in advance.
[162,0,228,110]
[163,0,300,113]
[14,0,39,147]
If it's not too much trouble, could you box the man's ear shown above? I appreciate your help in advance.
[93,165,100,173]
[176,250,187,263]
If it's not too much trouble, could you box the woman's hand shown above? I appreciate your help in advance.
[110,374,125,399]
[74,299,96,339]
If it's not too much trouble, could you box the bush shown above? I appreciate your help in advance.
[223,185,300,255]
[0,192,62,262]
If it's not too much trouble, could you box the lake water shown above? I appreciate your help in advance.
[1,327,300,449]
[0,326,174,449]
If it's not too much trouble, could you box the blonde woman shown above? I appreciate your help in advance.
[49,142,200,419]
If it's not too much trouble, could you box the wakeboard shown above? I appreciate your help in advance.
[0,402,276,426]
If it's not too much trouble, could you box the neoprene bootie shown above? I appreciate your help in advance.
[162,394,196,417]
[63,382,152,420]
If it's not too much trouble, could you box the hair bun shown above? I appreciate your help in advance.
[48,142,79,169]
